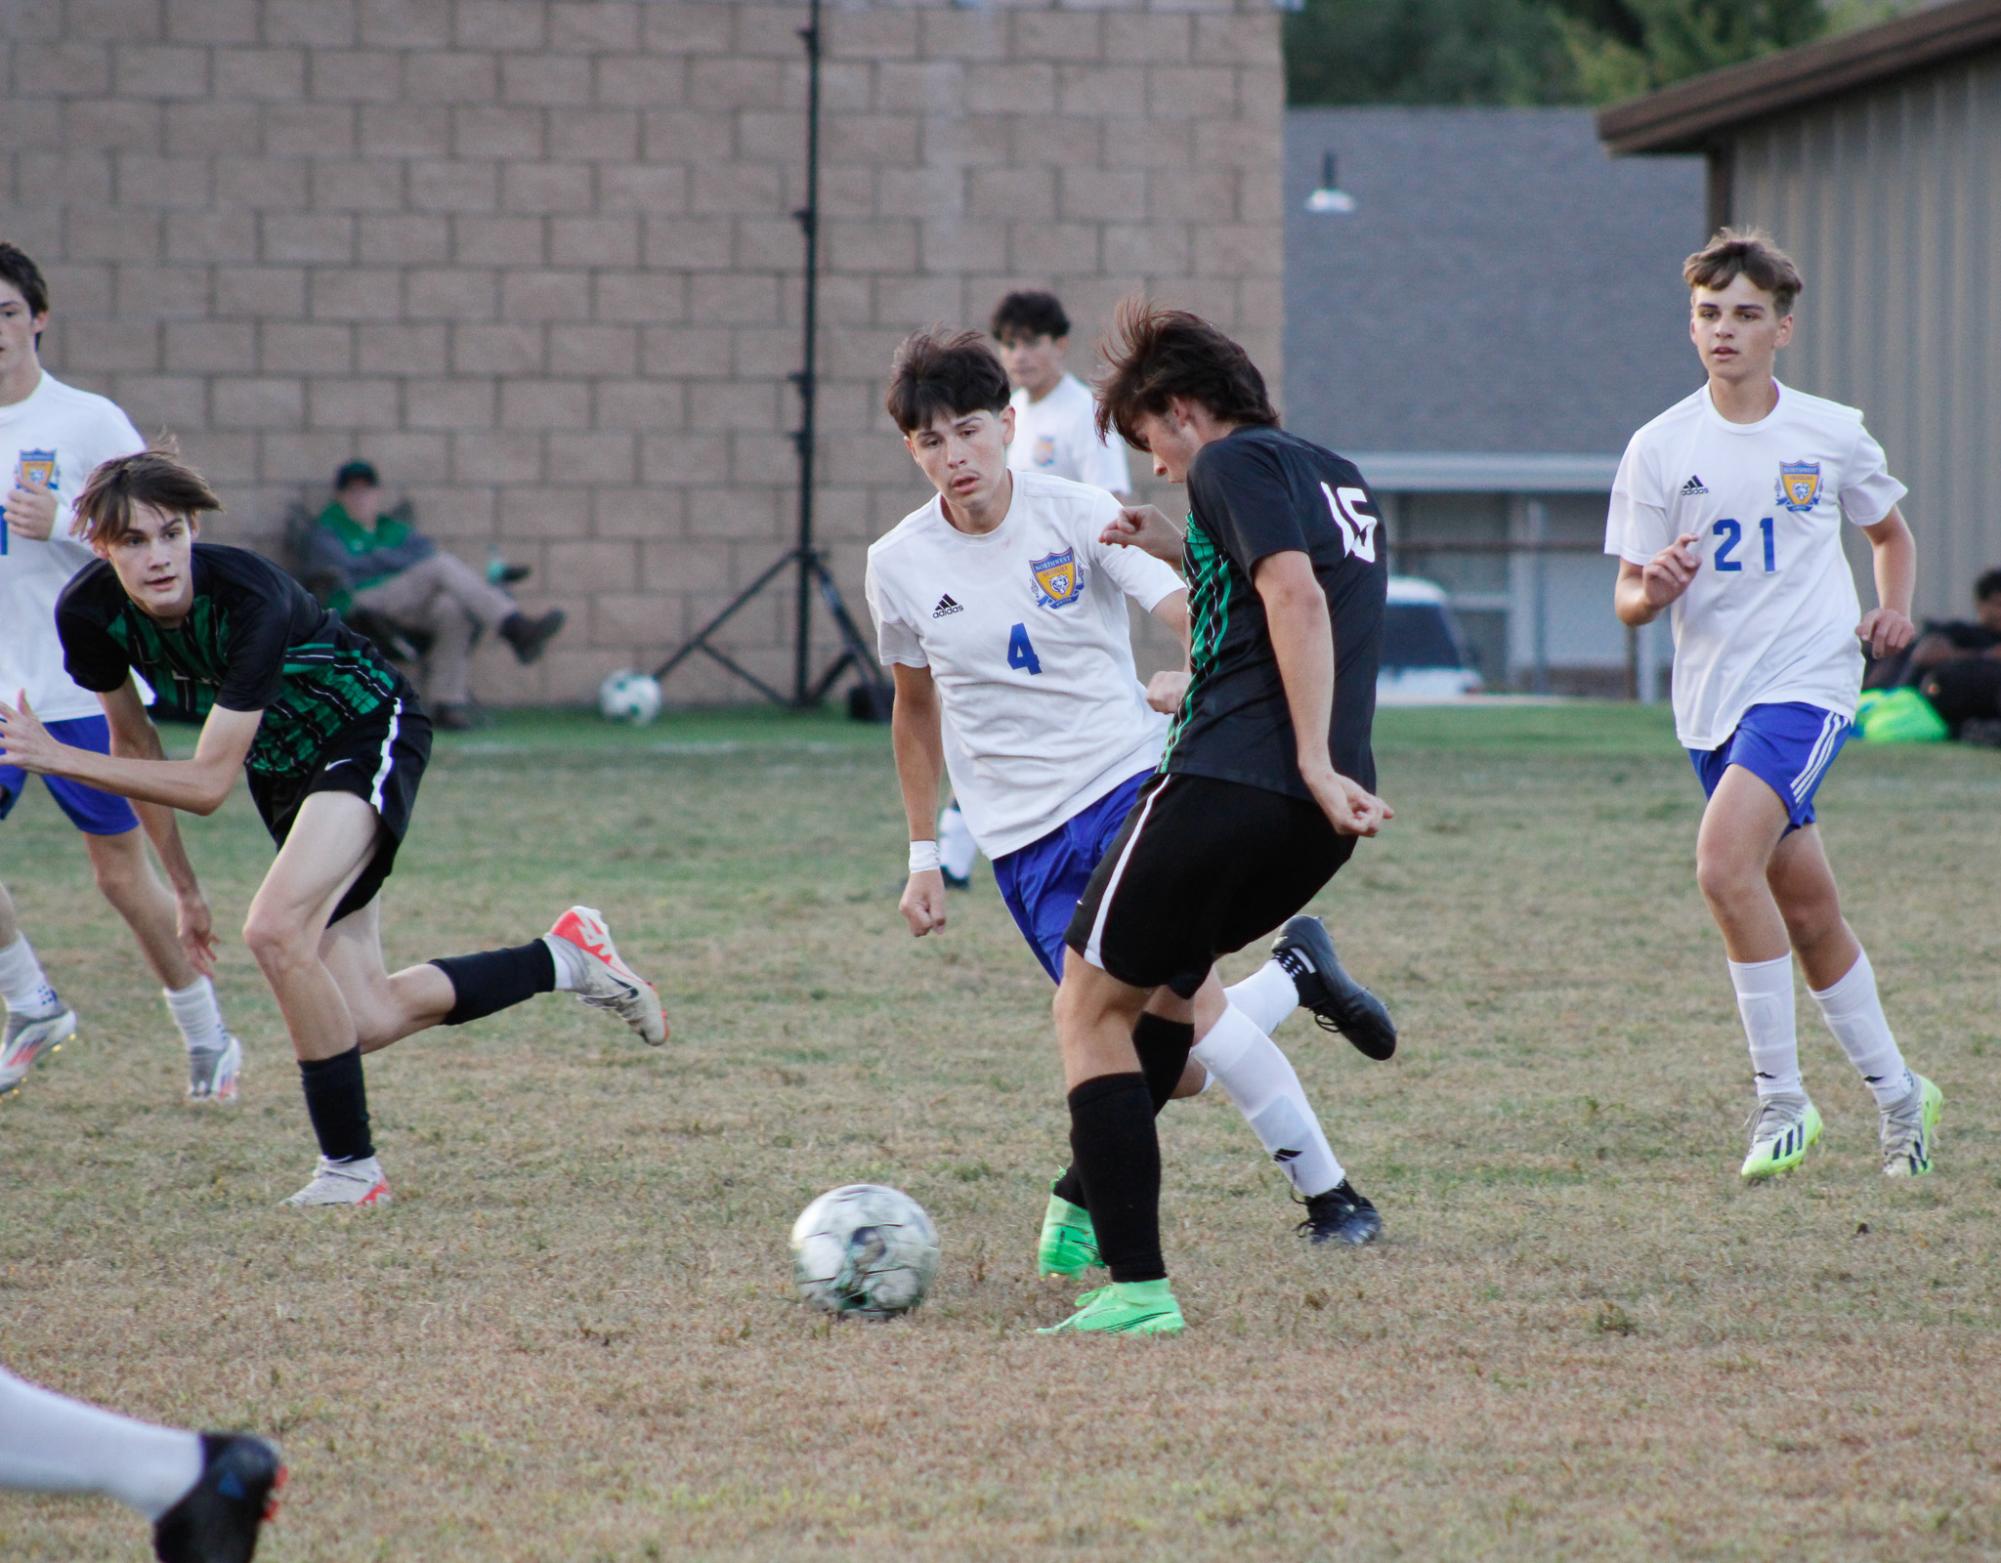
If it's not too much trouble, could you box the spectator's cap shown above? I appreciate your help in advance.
[334,459,380,491]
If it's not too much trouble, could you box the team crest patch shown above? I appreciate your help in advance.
[1776,460,1821,512]
[1032,435,1057,469]
[1030,547,1084,609]
[15,449,58,490]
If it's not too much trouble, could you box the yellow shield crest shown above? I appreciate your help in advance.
[16,449,57,490]
[1030,547,1082,609]
[1778,460,1821,513]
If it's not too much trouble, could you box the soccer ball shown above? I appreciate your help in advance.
[790,1183,940,1320]
[597,669,661,725]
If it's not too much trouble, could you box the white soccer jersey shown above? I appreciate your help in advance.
[0,372,146,722]
[1605,380,1907,751]
[866,470,1184,858]
[1006,374,1132,496]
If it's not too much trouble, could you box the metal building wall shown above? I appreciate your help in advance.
[1723,52,2001,619]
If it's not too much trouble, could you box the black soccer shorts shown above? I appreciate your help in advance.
[246,697,433,926]
[1063,771,1355,998]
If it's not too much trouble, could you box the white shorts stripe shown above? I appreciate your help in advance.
[1789,712,1844,801]
[1081,776,1172,973]
[368,698,402,812]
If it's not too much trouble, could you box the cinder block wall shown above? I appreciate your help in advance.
[0,0,1282,704]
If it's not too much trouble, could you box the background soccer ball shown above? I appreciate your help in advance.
[597,669,662,725]
[790,1183,940,1320]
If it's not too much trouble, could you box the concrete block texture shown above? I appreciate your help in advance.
[7,0,1282,704]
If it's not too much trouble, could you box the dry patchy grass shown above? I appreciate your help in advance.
[2,706,1996,1560]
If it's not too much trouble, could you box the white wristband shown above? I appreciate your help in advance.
[908,839,941,874]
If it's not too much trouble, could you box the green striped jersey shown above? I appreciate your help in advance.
[56,544,413,780]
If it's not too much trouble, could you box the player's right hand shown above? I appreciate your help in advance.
[1144,669,1190,713]
[1305,767,1393,838]
[1641,533,1703,607]
[899,870,948,938]
[3,476,58,542]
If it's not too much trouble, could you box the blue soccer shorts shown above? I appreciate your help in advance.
[992,770,1154,983]
[1688,701,1851,832]
[0,714,141,836]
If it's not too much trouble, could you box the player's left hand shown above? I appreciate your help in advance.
[2,475,58,542]
[0,690,59,774]
[1101,505,1184,564]
[175,889,220,976]
[1855,608,1915,660]
[1144,669,1189,714]
[1304,766,1393,838]
[899,870,948,938]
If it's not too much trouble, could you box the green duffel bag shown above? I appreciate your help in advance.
[1854,687,1950,743]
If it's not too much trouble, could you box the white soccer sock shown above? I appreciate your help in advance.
[1192,1003,1345,1197]
[0,1366,203,1520]
[937,803,977,880]
[1809,950,1913,1107]
[162,976,226,1053]
[0,934,58,1014]
[1729,954,1802,1097]
[1225,959,1299,1039]
[541,935,587,992]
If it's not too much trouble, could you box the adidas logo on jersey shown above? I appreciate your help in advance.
[932,594,963,618]
[1681,475,1709,496]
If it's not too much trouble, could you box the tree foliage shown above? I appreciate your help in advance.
[1285,0,1912,107]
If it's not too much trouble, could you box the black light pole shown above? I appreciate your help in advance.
[790,0,821,706]
[654,0,886,712]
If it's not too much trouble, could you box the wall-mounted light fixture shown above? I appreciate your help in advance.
[1304,151,1356,214]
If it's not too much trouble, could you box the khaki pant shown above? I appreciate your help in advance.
[351,555,514,706]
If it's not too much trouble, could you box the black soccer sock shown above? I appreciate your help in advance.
[1051,1015,1195,1208]
[429,940,557,1026]
[298,1046,374,1164]
[1067,1072,1166,1284]
[1134,1013,1196,1107]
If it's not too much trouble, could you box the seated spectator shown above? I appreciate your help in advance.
[1866,567,2001,690]
[302,461,564,730]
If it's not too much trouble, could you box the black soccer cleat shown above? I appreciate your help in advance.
[153,1432,285,1563]
[1297,1180,1382,1247]
[1270,914,1397,1060]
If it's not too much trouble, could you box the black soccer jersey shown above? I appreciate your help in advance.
[1162,426,1386,801]
[55,543,415,780]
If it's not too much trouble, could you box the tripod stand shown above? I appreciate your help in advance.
[652,0,889,713]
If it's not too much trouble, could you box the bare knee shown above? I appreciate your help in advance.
[1695,846,1762,912]
[242,906,317,978]
[87,833,152,907]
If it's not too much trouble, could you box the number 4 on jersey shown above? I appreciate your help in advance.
[1007,622,1042,675]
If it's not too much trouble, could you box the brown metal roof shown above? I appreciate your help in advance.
[1598,0,2001,154]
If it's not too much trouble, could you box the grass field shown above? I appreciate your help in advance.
[2,703,1996,1561]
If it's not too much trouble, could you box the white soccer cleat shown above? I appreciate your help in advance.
[1879,1073,1943,1178]
[547,905,668,1046]
[0,1006,78,1096]
[283,1155,390,1207]
[186,1032,243,1104]
[1740,1093,1822,1179]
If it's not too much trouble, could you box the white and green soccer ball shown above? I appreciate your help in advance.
[790,1183,940,1320]
[596,668,661,725]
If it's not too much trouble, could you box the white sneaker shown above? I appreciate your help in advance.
[0,1006,78,1096]
[283,1156,390,1208]
[546,906,668,1045]
[187,1032,243,1104]
[1740,1093,1822,1179]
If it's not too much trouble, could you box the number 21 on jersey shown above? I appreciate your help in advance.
[1007,622,1042,675]
[1713,516,1777,573]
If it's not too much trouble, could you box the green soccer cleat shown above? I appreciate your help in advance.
[1879,1073,1943,1178]
[1037,1278,1184,1336]
[1740,1094,1822,1179]
[1036,1187,1103,1278]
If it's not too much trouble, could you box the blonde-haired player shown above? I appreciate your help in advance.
[1607,228,1940,1179]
